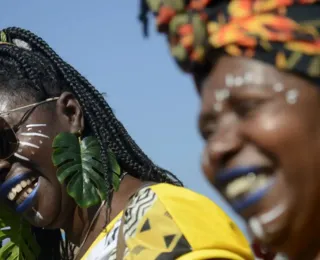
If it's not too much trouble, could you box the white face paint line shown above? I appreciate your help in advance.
[26,124,46,128]
[20,132,49,138]
[249,217,265,240]
[258,203,287,224]
[14,153,30,161]
[20,141,40,149]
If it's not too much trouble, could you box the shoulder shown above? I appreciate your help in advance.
[124,183,253,259]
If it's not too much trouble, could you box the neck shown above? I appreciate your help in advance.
[63,175,143,257]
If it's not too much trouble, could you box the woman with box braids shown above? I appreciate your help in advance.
[0,26,252,260]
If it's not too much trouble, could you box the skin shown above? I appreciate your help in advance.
[0,91,144,259]
[198,56,320,259]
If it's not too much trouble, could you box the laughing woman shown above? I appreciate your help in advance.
[140,0,320,259]
[0,27,253,260]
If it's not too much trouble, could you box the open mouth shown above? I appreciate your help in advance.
[0,174,40,213]
[216,166,274,213]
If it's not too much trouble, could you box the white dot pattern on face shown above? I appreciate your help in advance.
[286,89,299,104]
[212,73,300,114]
[213,103,223,112]
[273,83,284,92]
[234,76,244,87]
[215,89,230,101]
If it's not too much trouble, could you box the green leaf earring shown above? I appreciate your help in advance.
[52,132,121,208]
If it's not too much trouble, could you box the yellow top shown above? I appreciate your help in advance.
[82,183,253,260]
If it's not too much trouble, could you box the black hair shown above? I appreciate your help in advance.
[0,27,182,259]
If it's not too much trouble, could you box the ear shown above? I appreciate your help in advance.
[56,92,84,134]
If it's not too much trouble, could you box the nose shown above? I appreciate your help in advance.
[0,160,11,184]
[202,114,243,183]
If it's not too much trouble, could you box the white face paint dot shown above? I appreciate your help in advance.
[234,76,244,87]
[31,151,35,155]
[225,74,234,87]
[244,72,253,84]
[27,128,32,131]
[215,89,230,101]
[38,130,42,133]
[213,103,222,112]
[39,140,43,144]
[28,138,32,141]
[286,89,299,104]
[18,149,22,153]
[273,83,284,92]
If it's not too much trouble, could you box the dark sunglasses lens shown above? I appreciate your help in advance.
[0,118,18,159]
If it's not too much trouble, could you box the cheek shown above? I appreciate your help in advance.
[244,109,309,155]
[244,109,320,187]
[201,145,215,184]
[15,124,56,177]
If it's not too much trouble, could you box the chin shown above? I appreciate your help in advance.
[22,177,70,229]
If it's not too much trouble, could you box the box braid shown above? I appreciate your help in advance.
[0,26,182,259]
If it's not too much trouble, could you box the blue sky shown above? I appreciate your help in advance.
[2,1,245,231]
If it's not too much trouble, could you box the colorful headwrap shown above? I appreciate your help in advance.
[140,0,320,82]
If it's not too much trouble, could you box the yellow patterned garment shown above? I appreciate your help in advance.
[82,184,254,260]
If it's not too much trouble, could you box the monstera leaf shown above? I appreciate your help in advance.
[0,204,40,260]
[52,133,121,208]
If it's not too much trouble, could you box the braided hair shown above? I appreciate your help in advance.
[0,27,182,259]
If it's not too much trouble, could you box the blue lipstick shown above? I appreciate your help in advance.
[0,173,39,213]
[216,166,263,184]
[0,174,31,197]
[231,182,273,213]
[16,183,39,213]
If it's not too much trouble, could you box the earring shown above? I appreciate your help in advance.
[51,132,121,208]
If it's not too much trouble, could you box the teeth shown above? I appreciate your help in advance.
[16,184,23,192]
[6,177,37,202]
[225,173,269,200]
[8,192,15,200]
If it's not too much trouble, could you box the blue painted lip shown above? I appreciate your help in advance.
[231,180,274,213]
[0,174,32,197]
[0,173,39,213]
[16,183,40,213]
[216,166,264,184]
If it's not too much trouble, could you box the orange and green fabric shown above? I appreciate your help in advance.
[140,0,320,80]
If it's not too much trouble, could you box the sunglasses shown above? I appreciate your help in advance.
[0,97,59,160]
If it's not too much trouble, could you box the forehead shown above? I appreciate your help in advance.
[202,56,284,95]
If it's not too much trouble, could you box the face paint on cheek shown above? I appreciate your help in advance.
[249,202,288,240]
[285,89,299,105]
[273,83,284,93]
[14,124,49,161]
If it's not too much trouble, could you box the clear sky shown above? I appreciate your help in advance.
[2,1,246,232]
